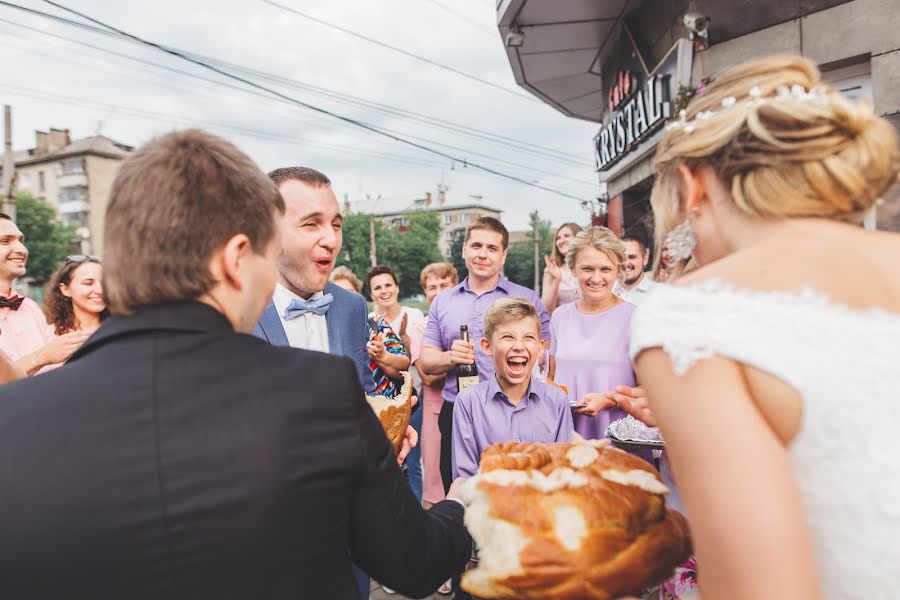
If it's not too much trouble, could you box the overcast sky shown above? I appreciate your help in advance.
[1,0,601,231]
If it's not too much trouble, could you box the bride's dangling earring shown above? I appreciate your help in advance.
[664,207,699,262]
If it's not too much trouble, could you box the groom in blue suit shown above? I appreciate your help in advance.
[253,167,373,394]
[253,166,376,598]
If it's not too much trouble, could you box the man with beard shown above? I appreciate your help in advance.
[616,234,658,305]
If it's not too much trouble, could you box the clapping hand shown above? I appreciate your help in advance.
[38,330,92,366]
[366,333,386,361]
[397,312,408,338]
[612,385,656,427]
[543,255,561,281]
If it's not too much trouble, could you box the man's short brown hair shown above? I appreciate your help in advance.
[464,216,509,250]
[484,297,540,340]
[268,166,331,188]
[419,262,459,290]
[103,129,285,314]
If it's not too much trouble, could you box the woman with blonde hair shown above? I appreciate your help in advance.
[629,55,900,598]
[547,226,645,443]
[541,222,583,313]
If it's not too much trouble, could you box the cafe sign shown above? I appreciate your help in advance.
[594,72,671,171]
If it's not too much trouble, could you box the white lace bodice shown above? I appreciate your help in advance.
[629,279,900,598]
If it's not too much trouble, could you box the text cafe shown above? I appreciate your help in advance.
[595,39,693,237]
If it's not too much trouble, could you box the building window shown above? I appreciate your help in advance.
[19,173,30,189]
[62,211,88,227]
[459,212,470,224]
[38,171,45,193]
[823,61,872,102]
[60,185,87,203]
[391,217,405,228]
[61,158,85,175]
[443,214,452,224]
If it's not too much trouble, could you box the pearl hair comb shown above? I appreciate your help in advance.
[665,84,830,134]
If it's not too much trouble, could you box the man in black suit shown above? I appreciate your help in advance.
[0,129,472,599]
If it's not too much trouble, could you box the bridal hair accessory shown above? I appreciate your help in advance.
[665,84,829,133]
[663,216,697,261]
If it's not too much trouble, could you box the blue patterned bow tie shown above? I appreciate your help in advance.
[284,294,334,320]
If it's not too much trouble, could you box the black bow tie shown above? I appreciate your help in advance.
[0,296,24,310]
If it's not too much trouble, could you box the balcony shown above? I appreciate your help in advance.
[57,172,88,188]
[57,199,88,215]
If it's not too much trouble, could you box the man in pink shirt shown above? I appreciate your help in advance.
[0,214,88,375]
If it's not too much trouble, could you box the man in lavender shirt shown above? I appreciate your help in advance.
[419,217,551,493]
[452,298,573,479]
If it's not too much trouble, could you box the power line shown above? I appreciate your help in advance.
[31,0,593,203]
[0,83,453,171]
[421,0,497,36]
[2,83,595,197]
[259,0,536,103]
[0,15,597,188]
[0,2,592,167]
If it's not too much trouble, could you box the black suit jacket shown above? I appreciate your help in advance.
[0,302,471,599]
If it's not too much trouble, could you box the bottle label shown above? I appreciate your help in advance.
[457,375,480,392]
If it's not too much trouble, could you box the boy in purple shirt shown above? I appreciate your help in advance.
[452,298,573,479]
[419,217,551,493]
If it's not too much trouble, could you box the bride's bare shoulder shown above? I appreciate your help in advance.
[672,225,900,313]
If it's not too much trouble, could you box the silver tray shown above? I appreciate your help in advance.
[606,416,664,451]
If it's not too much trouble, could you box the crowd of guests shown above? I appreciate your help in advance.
[0,54,897,600]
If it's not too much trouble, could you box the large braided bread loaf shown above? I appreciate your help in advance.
[459,437,691,599]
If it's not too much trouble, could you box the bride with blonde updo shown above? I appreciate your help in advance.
[627,55,900,599]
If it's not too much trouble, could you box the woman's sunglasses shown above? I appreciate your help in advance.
[65,254,99,265]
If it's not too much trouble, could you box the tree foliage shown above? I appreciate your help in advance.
[14,192,78,283]
[448,230,468,282]
[336,210,443,299]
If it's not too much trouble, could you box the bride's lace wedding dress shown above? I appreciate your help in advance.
[630,279,900,599]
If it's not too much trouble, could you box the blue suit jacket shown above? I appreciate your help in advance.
[253,282,375,394]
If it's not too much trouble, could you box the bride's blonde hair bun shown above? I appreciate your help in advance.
[652,54,899,244]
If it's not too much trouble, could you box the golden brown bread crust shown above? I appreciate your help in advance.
[462,440,692,599]
[365,372,412,456]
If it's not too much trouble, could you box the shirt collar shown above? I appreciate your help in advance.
[273,283,324,315]
[460,276,510,295]
[488,375,540,406]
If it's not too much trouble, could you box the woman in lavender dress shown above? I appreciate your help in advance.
[541,222,583,315]
[548,226,638,441]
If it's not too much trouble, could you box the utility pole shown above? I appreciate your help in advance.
[368,194,380,267]
[369,214,377,266]
[2,105,15,220]
[533,214,540,293]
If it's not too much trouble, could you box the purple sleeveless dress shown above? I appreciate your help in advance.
[550,301,637,440]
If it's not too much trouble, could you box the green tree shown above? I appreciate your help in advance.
[380,211,443,296]
[504,211,553,291]
[14,192,78,283]
[335,210,441,299]
[448,229,468,282]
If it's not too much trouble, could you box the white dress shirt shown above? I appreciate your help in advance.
[615,274,659,306]
[273,283,330,353]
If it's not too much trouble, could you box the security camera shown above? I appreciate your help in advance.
[505,27,525,48]
[683,12,709,34]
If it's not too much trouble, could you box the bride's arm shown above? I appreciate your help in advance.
[634,349,821,600]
